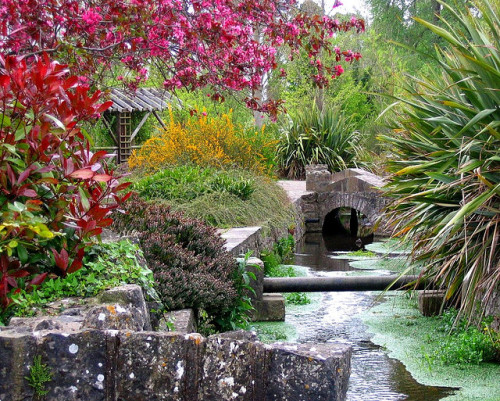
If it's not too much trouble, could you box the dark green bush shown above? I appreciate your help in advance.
[112,196,239,326]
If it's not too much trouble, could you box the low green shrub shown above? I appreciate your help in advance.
[345,250,376,258]
[112,196,246,331]
[432,309,499,365]
[218,252,260,331]
[170,174,292,228]
[284,292,311,306]
[253,324,289,343]
[132,166,291,228]
[133,165,255,202]
[1,240,155,323]
[261,235,295,276]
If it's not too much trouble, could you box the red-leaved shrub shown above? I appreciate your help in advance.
[0,54,131,310]
[111,196,238,317]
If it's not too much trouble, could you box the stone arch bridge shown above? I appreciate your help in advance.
[297,165,388,233]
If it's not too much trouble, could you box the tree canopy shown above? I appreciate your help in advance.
[1,0,364,118]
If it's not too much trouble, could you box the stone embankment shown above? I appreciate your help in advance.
[0,285,351,401]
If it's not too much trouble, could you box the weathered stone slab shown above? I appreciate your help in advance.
[98,284,152,330]
[241,256,264,301]
[115,332,205,401]
[219,226,262,255]
[0,279,353,401]
[37,330,109,401]
[252,294,286,322]
[306,165,332,192]
[83,304,146,331]
[0,331,37,401]
[199,332,270,401]
[418,290,447,316]
[266,343,352,401]
[8,315,84,333]
[160,309,197,333]
[0,328,352,401]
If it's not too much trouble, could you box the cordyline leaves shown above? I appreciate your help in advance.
[0,0,363,118]
[275,104,361,179]
[0,54,131,310]
[380,0,500,322]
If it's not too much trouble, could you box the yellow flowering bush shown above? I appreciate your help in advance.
[128,109,277,174]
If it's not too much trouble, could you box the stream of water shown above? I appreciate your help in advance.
[286,233,456,401]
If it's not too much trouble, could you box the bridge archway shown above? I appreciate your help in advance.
[302,167,388,234]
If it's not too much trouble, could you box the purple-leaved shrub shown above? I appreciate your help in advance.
[112,196,237,318]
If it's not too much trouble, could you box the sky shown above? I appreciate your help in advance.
[323,0,370,18]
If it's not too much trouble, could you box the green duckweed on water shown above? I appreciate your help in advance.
[251,321,298,343]
[251,291,324,344]
[361,294,500,401]
[348,257,415,274]
[364,238,412,255]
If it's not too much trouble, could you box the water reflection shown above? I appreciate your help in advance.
[289,233,456,401]
[294,233,376,272]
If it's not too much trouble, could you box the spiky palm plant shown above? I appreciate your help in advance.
[275,105,361,179]
[380,0,500,320]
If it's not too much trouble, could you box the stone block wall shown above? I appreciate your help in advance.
[0,285,352,401]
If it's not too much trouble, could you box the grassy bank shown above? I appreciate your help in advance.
[362,294,500,401]
[131,165,293,228]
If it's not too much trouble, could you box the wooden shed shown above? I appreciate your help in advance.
[99,88,177,163]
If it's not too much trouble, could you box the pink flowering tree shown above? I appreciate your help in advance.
[0,0,364,118]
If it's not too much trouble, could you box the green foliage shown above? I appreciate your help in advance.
[0,55,130,312]
[25,355,52,398]
[133,166,255,201]
[273,235,296,263]
[364,294,500,400]
[3,241,155,321]
[253,324,289,343]
[367,0,455,66]
[217,252,260,331]
[345,249,376,258]
[261,236,311,306]
[275,105,361,179]
[261,235,295,276]
[380,0,500,320]
[284,291,311,306]
[432,309,499,365]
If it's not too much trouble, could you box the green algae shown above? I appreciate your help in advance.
[361,294,500,401]
[329,252,377,260]
[365,238,412,255]
[251,321,298,343]
[349,257,414,274]
[280,264,310,277]
[253,263,320,343]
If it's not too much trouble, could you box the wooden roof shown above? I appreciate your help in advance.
[108,88,176,113]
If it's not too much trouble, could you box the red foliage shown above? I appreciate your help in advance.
[0,54,130,310]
